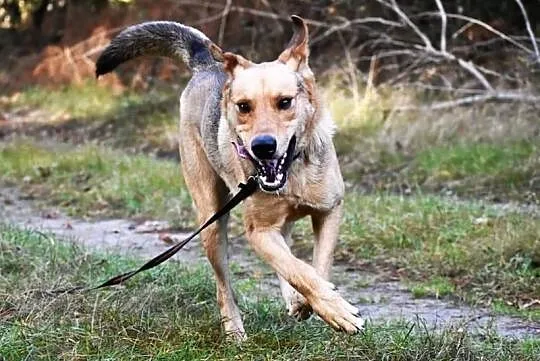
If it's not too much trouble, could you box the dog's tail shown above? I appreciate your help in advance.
[95,21,223,77]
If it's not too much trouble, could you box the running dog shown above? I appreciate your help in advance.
[96,15,364,340]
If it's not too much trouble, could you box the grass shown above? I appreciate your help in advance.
[409,277,456,299]
[11,82,134,118]
[1,224,539,360]
[4,79,540,202]
[1,81,539,323]
[0,142,193,224]
[324,79,540,202]
[340,140,539,202]
[404,141,539,197]
[5,82,180,155]
[335,194,540,321]
[0,141,538,321]
[414,142,535,179]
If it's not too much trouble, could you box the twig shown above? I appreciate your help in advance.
[192,11,230,26]
[396,92,540,111]
[177,0,400,31]
[376,0,434,51]
[379,1,494,91]
[419,12,533,54]
[434,0,447,53]
[217,0,232,47]
[513,0,540,62]
[337,30,360,105]
[176,1,326,27]
[311,16,402,45]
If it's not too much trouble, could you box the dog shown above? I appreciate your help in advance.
[96,15,364,340]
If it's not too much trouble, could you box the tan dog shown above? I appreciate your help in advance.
[96,15,363,340]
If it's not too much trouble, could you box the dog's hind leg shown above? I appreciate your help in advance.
[277,222,313,321]
[180,132,245,341]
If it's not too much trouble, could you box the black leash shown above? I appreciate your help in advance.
[49,177,259,295]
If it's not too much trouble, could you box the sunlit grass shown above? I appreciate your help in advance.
[0,142,192,223]
[13,81,133,119]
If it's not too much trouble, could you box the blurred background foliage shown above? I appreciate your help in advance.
[1,0,540,93]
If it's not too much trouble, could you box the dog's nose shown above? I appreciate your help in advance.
[251,134,277,160]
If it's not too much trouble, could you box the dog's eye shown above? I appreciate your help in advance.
[277,97,293,110]
[236,102,251,114]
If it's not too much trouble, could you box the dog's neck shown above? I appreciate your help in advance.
[298,91,336,165]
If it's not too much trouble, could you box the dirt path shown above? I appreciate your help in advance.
[1,187,538,339]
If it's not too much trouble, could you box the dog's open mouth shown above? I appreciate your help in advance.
[234,136,297,192]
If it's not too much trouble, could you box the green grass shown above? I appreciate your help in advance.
[414,142,535,179]
[1,224,538,361]
[335,194,540,320]
[13,82,138,118]
[409,277,456,299]
[0,142,192,223]
[340,140,539,202]
[6,82,540,202]
[1,141,538,321]
[8,82,180,154]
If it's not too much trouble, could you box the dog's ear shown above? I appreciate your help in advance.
[207,41,225,62]
[278,15,311,77]
[223,52,253,77]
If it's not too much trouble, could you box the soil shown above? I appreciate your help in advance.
[1,187,538,339]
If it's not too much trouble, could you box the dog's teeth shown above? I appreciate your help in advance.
[277,174,283,181]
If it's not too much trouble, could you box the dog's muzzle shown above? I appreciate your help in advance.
[234,135,297,192]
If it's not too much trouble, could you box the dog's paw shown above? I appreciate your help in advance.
[221,317,247,342]
[224,328,247,342]
[285,289,313,321]
[309,283,364,334]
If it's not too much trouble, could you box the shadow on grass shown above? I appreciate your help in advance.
[1,82,183,159]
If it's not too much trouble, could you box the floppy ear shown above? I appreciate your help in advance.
[278,15,311,76]
[222,52,254,77]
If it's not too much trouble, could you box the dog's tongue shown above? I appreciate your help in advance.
[263,159,278,182]
[234,143,250,159]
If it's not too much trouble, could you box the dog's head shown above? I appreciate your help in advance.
[220,16,316,192]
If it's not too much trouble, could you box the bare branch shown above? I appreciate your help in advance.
[191,11,230,26]
[176,1,328,27]
[434,0,447,53]
[416,12,534,54]
[453,58,494,91]
[513,0,540,61]
[376,0,434,50]
[378,1,494,91]
[217,0,232,47]
[397,92,540,111]
[337,30,360,104]
[311,16,402,45]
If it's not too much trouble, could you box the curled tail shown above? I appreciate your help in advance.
[95,21,223,77]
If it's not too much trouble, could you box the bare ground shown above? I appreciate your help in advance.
[1,187,538,339]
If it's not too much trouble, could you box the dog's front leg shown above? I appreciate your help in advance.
[246,226,364,333]
[277,222,313,320]
[312,201,343,280]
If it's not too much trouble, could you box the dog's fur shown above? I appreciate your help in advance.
[96,16,364,340]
